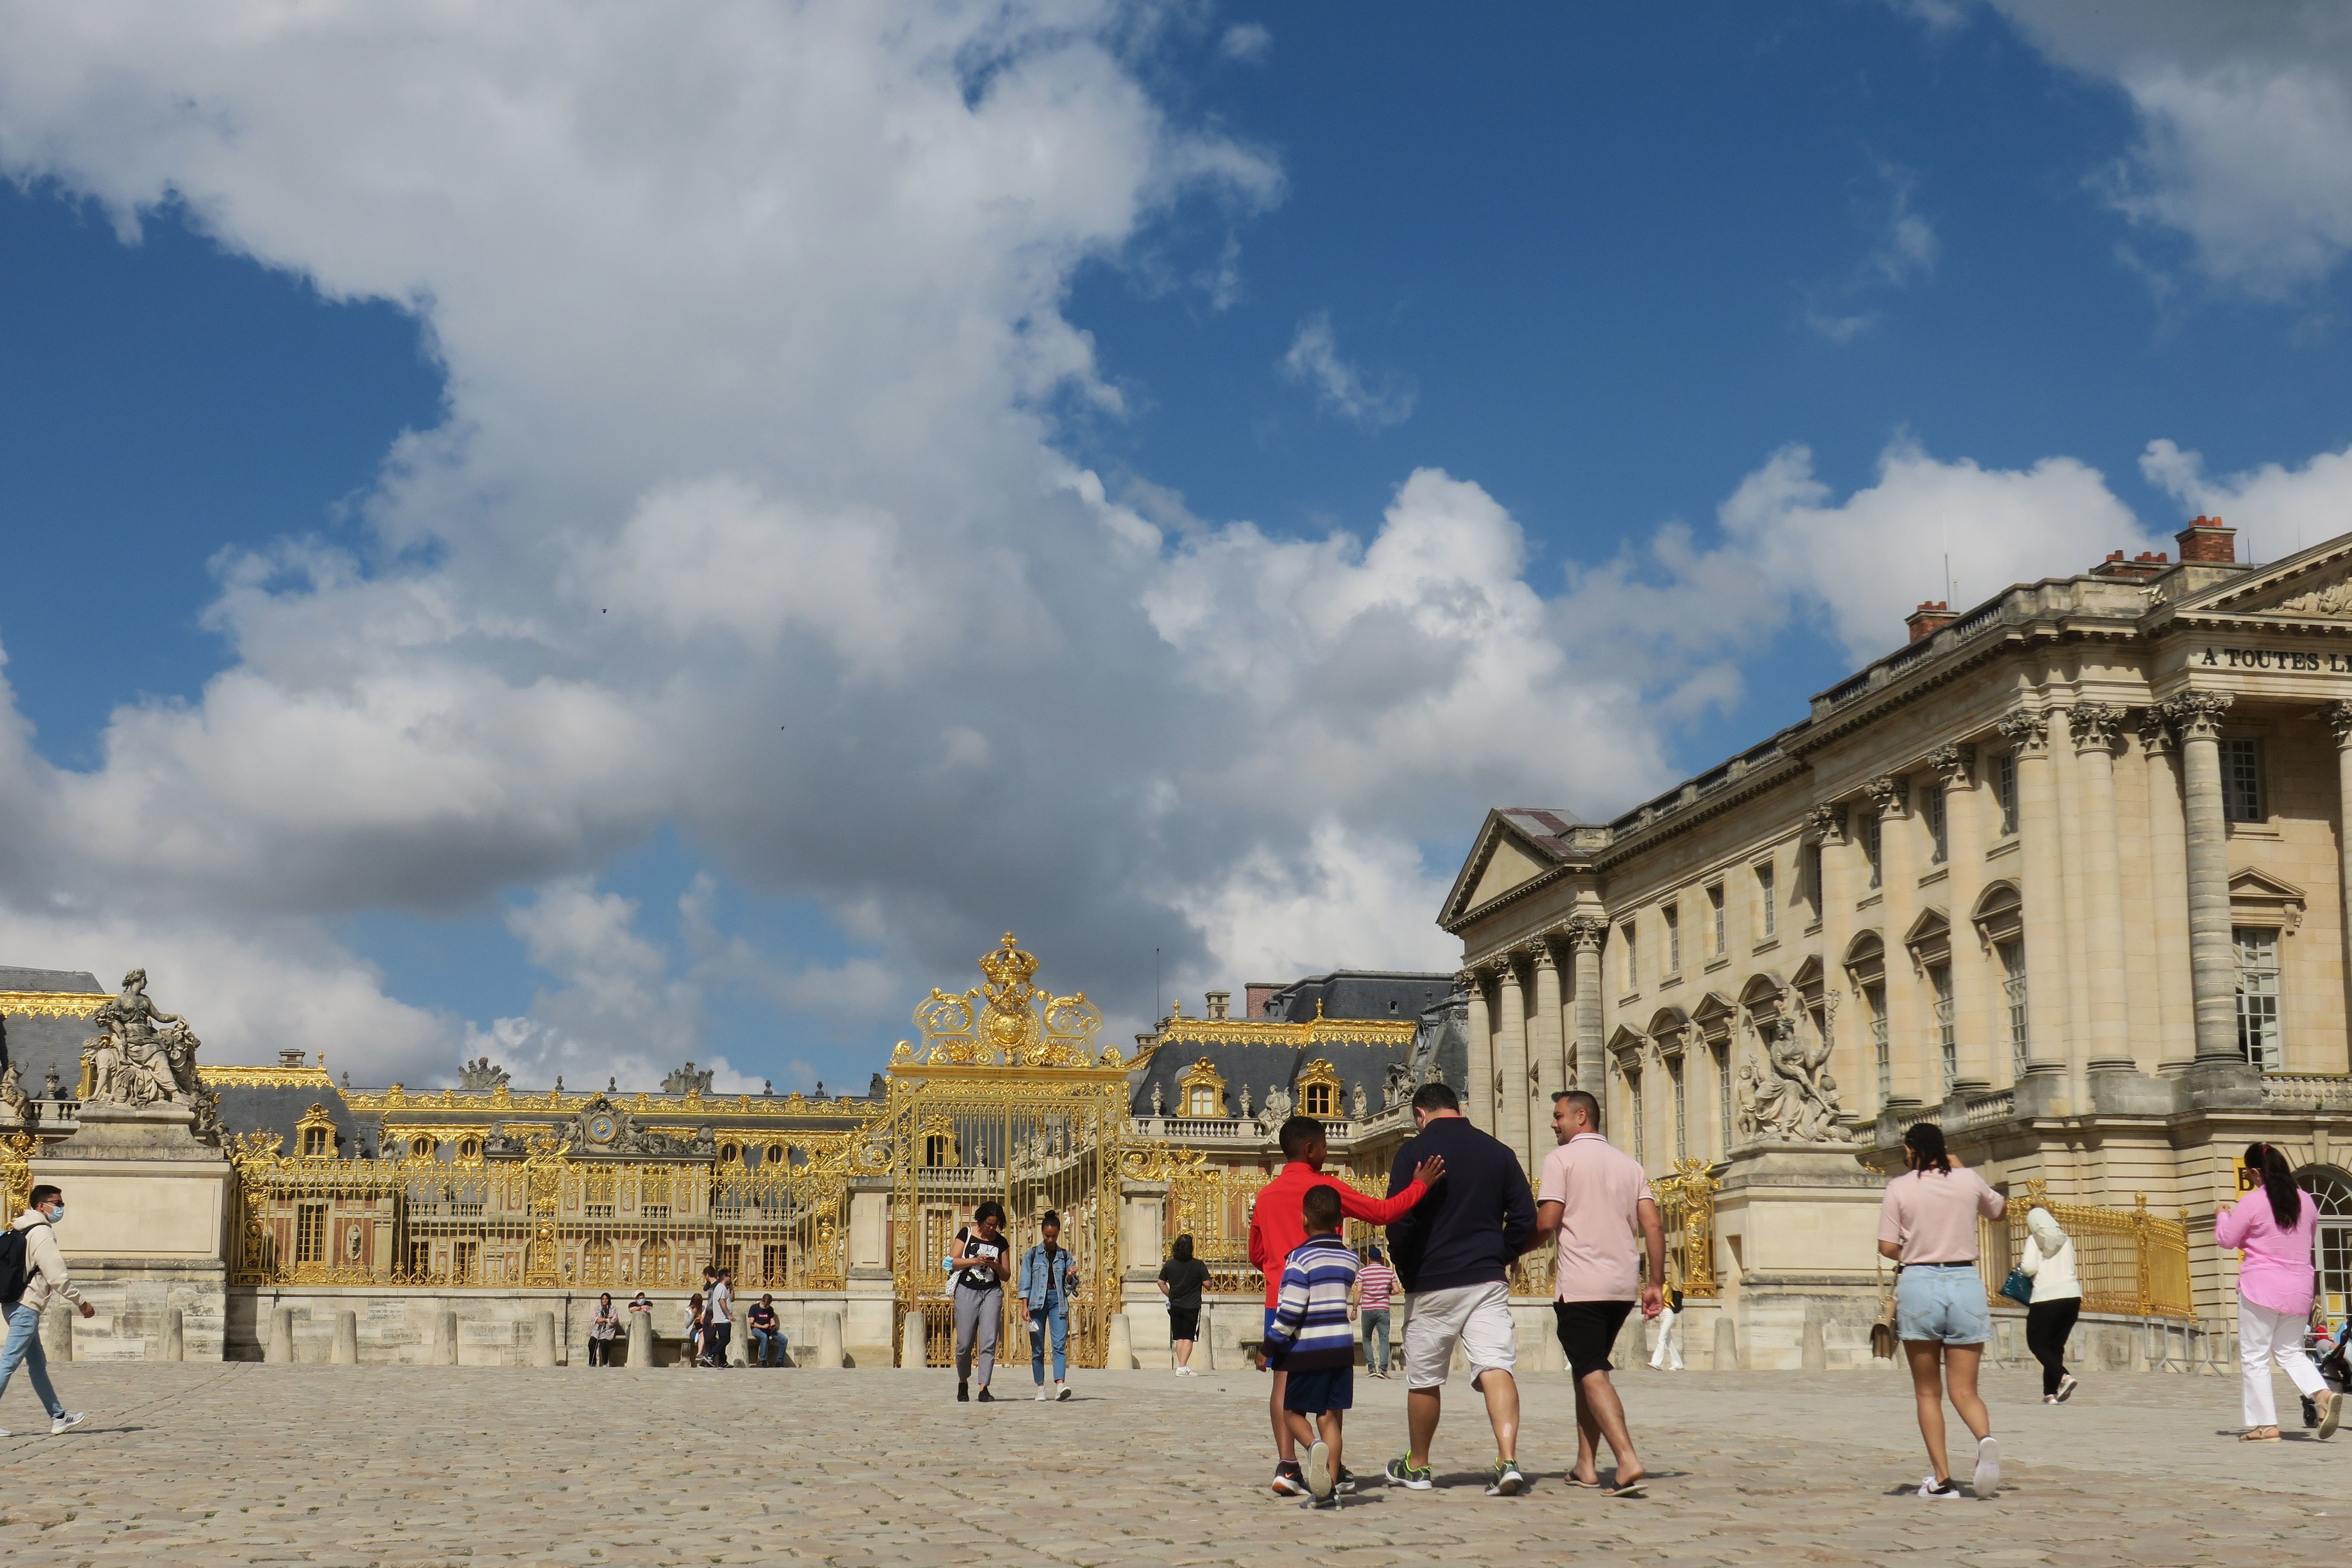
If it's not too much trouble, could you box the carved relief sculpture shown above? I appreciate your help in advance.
[458,1057,511,1091]
[1732,1017,1851,1144]
[2278,576,2352,616]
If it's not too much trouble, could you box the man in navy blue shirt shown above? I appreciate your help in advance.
[1380,1081,1537,1497]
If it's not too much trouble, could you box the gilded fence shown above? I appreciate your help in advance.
[1978,1180,2193,1320]
[1150,1151,1389,1296]
[225,1132,852,1292]
[0,1130,33,1219]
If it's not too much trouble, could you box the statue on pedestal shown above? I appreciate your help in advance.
[0,1060,31,1125]
[1734,1018,1851,1144]
[72,968,222,1146]
[458,1057,511,1091]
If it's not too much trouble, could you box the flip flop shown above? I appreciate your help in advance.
[1564,1475,1602,1489]
[1602,1479,1648,1498]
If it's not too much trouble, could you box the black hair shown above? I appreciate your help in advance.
[1410,1081,1460,1114]
[1171,1234,1194,1262]
[28,1184,60,1209]
[1902,1122,1951,1175]
[973,1199,1006,1227]
[1040,1209,1062,1231]
[1302,1183,1342,1232]
[1279,1115,1325,1158]
[2246,1142,2303,1230]
[1555,1089,1601,1127]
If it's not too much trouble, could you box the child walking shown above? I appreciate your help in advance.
[1264,1184,1361,1508]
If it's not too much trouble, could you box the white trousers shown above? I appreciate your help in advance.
[1647,1306,1683,1370]
[2239,1297,2326,1427]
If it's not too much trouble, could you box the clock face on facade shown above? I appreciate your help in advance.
[588,1113,618,1145]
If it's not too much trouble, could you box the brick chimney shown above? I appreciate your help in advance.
[2090,549,2171,582]
[1245,983,1279,1019]
[2175,515,2236,564]
[1905,601,1956,643]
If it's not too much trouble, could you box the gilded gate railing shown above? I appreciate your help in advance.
[1979,1180,2193,1320]
[1653,1157,1721,1299]
[224,1132,852,1291]
[0,1131,33,1219]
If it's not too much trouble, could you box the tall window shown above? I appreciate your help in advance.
[1999,940,2029,1077]
[300,1124,331,1157]
[1663,904,1681,974]
[1707,883,1726,958]
[1802,842,1823,923]
[1862,810,1883,889]
[1994,753,2018,836]
[2235,926,2283,1071]
[295,1202,328,1265]
[1930,963,1957,1093]
[1627,1071,1645,1165]
[1715,1043,1732,1153]
[2223,738,2265,823]
[1756,860,1777,939]
[1924,784,1948,865]
[1669,1059,1687,1160]
[1187,1082,1218,1117]
[1867,983,1891,1105]
[1620,923,1637,990]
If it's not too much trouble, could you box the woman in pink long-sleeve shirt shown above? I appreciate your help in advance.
[2218,1142,2341,1441]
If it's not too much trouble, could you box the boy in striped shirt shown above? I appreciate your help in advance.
[1264,1184,1360,1507]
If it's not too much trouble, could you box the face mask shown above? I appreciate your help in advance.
[43,1204,62,1224]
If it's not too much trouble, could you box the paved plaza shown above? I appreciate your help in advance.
[0,1361,2342,1566]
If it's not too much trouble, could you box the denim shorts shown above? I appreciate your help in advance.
[1896,1262,1992,1345]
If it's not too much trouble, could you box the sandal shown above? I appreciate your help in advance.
[1602,1478,1648,1498]
[2241,1428,2282,1442]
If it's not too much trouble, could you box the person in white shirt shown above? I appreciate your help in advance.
[705,1268,736,1367]
[2020,1206,2082,1404]
[0,1185,92,1435]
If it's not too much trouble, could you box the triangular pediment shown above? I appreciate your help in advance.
[2174,534,2352,620]
[1441,807,1591,926]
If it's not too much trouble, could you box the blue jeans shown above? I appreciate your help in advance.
[0,1302,64,1421]
[748,1327,786,1365]
[1360,1308,1391,1372]
[1030,1296,1068,1383]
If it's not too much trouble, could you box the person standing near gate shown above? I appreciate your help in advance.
[1355,1246,1398,1378]
[0,1185,90,1436]
[1019,1210,1080,1401]
[2220,1142,2341,1441]
[705,1266,735,1368]
[950,1200,1011,1402]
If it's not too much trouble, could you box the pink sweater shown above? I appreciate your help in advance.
[2216,1187,2318,1317]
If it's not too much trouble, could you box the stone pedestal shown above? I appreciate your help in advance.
[32,1102,231,1361]
[1710,1140,1888,1371]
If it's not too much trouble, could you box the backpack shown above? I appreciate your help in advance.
[0,1226,28,1306]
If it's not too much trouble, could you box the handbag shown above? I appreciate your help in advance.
[1998,1266,2035,1307]
[1869,1259,1901,1360]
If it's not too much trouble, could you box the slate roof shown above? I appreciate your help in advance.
[1130,986,1468,1120]
[0,967,103,1082]
[213,1084,371,1157]
[1249,970,1457,1024]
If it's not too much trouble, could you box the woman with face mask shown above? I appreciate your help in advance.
[2018,1207,2080,1403]
[2218,1142,2341,1441]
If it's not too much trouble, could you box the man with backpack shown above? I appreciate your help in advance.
[1,1184,92,1435]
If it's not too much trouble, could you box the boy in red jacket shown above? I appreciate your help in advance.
[1248,1114,1444,1496]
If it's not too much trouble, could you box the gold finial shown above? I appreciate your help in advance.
[1314,998,1326,1019]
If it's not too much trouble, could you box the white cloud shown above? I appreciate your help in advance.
[2141,436,2352,560]
[1982,2,2352,292]
[1279,311,1416,428]
[1221,23,1272,64]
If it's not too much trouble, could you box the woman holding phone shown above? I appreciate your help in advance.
[950,1200,1011,1402]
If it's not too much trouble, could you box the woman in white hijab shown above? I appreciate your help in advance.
[2020,1206,2082,1403]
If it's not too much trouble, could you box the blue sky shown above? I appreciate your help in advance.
[1,2,2349,1091]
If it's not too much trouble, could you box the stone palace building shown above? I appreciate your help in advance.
[1441,516,2352,1347]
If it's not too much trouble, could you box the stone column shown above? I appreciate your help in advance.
[2071,703,2132,1077]
[2050,708,2095,1072]
[1807,801,1853,1091]
[1996,708,2066,1076]
[2139,708,2196,1071]
[2330,700,2352,1048]
[1934,744,1990,1088]
[1529,943,1565,1152]
[1461,969,1494,1132]
[2163,692,2239,1063]
[1867,774,1919,1104]
[1565,917,1607,1092]
[1494,958,1533,1173]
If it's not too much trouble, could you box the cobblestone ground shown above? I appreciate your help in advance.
[0,1360,2344,1566]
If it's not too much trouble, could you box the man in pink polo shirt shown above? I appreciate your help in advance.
[1532,1090,1664,1498]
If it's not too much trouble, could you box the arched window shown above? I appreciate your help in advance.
[1296,1059,1343,1119]
[2300,1167,2352,1320]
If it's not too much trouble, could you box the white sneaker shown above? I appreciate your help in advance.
[1915,1474,1961,1499]
[1033,1385,1050,1401]
[1971,1436,1999,1499]
[49,1412,87,1435]
[1055,1381,1072,1401]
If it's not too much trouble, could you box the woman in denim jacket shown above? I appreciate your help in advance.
[1018,1210,1081,1401]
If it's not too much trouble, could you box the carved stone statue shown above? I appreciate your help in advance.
[1150,1081,1165,1116]
[1383,1061,1413,1108]
[661,1061,716,1096]
[458,1056,511,1091]
[1264,1083,1294,1122]
[1351,1081,1367,1120]
[81,969,207,1112]
[1733,1018,1851,1144]
[0,1060,31,1125]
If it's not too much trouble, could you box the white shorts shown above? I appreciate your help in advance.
[1402,1281,1517,1390]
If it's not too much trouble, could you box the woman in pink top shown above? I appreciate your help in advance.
[2218,1142,2342,1441]
[1876,1123,2006,1500]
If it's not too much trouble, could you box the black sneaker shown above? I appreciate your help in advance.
[1333,1466,1359,1495]
[2304,1395,2321,1429]
[1271,1462,1308,1496]
[1306,1494,1341,1510]
[957,1381,970,1402]
[977,1387,995,1403]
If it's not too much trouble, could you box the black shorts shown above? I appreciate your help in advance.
[1554,1299,1634,1380]
[1168,1305,1200,1341]
[1282,1364,1354,1414]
